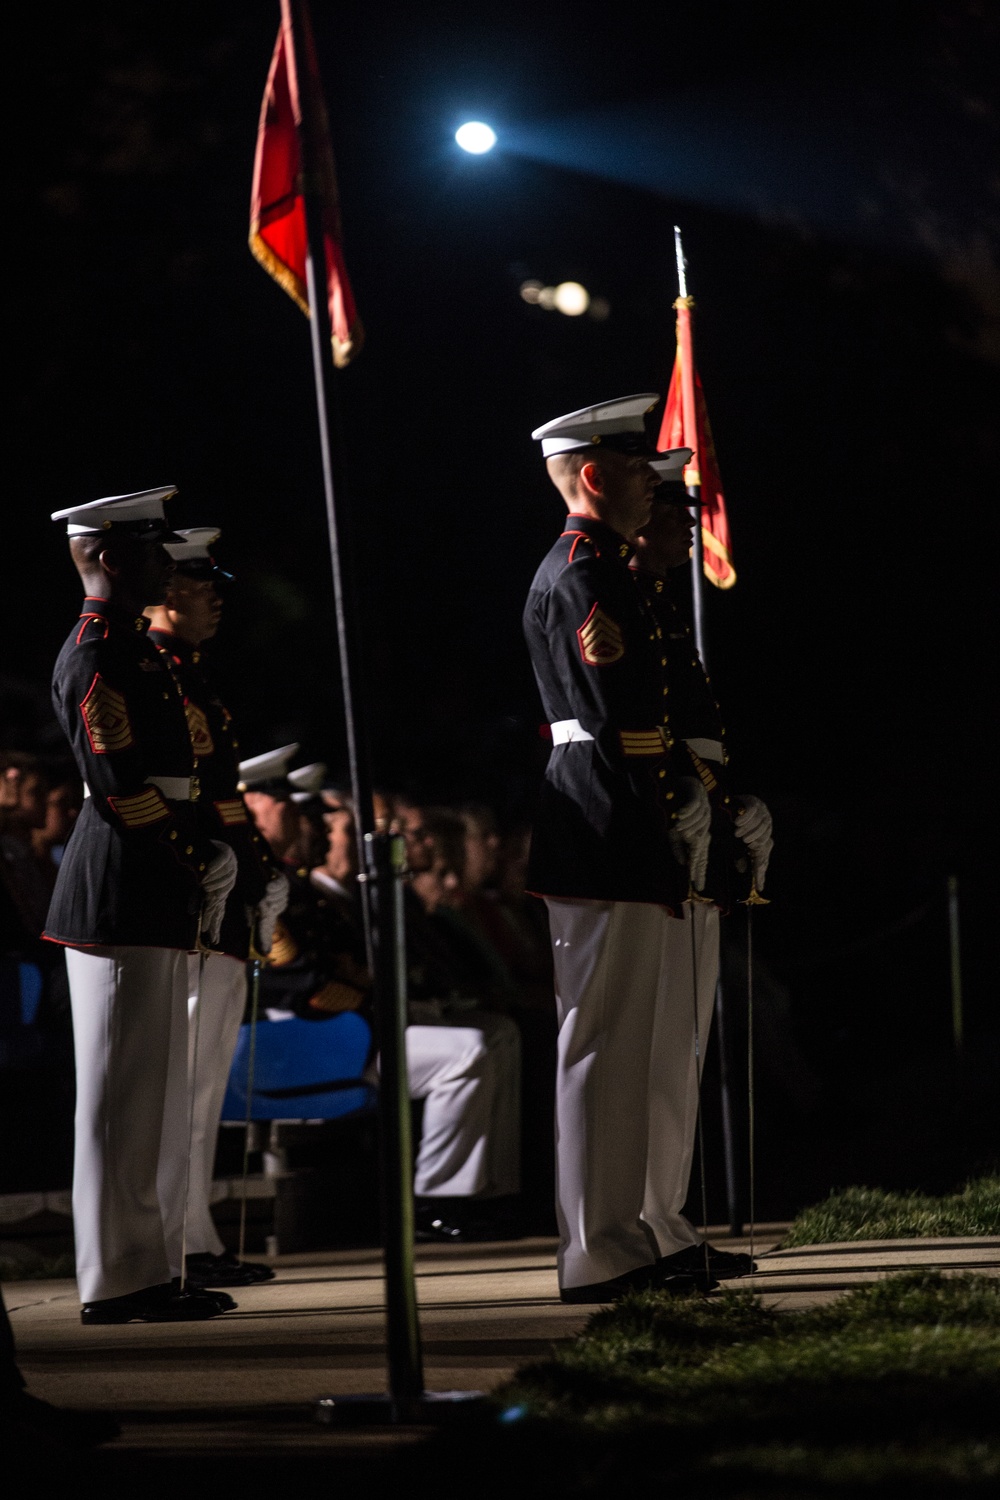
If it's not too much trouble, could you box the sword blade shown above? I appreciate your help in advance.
[689,904,711,1286]
[238,955,263,1265]
[180,945,207,1293]
[747,904,756,1279]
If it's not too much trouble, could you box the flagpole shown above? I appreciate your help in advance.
[281,0,425,1414]
[672,227,709,663]
[673,226,742,1237]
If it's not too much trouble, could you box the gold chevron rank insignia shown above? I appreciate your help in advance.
[107,788,170,829]
[80,675,135,754]
[215,798,248,827]
[184,702,215,757]
[577,606,625,666]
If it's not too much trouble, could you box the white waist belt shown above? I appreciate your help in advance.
[551,719,595,745]
[684,737,724,763]
[83,775,195,801]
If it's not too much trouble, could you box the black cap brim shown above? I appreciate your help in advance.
[173,560,234,585]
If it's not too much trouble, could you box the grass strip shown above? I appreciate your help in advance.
[431,1272,1000,1496]
[783,1176,1000,1247]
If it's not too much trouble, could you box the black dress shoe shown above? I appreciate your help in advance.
[659,1243,756,1280]
[170,1276,237,1311]
[414,1203,465,1242]
[185,1252,276,1287]
[191,1287,237,1311]
[414,1196,525,1244]
[560,1263,700,1304]
[80,1283,232,1324]
[455,1196,524,1242]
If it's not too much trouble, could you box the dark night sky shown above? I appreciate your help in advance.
[6,0,1000,1186]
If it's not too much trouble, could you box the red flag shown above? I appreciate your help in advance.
[657,297,735,589]
[249,0,362,367]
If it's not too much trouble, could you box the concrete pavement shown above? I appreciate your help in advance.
[5,1225,999,1466]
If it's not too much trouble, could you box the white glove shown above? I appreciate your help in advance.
[668,776,712,892]
[254,871,290,955]
[734,796,773,891]
[199,840,238,946]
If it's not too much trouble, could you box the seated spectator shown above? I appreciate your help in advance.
[310,798,358,905]
[1,753,74,1109]
[30,764,83,894]
[240,750,302,869]
[1,753,53,949]
[490,821,556,1010]
[245,779,522,1239]
[419,805,522,1011]
[288,761,331,870]
[391,799,504,1003]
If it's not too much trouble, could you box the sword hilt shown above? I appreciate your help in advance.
[740,883,770,906]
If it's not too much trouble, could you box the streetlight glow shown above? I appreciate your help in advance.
[553,281,590,316]
[455,121,497,154]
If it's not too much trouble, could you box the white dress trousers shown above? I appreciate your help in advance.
[405,1005,521,1199]
[545,898,720,1290]
[157,952,247,1268]
[65,945,190,1304]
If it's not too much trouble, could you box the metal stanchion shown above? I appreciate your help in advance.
[314,831,481,1424]
[368,830,423,1408]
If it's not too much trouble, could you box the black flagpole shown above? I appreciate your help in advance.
[280,0,426,1417]
[673,226,743,1238]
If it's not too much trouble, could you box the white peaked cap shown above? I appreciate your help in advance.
[164,527,221,561]
[51,486,179,535]
[237,743,300,791]
[531,394,659,458]
[650,448,694,479]
[288,762,327,802]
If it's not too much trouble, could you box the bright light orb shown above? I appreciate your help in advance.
[456,121,497,154]
[554,281,590,316]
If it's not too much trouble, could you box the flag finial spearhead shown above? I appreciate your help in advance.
[673,225,688,299]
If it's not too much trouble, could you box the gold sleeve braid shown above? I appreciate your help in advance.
[107,788,170,829]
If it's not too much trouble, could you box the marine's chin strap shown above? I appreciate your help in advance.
[238,932,264,1265]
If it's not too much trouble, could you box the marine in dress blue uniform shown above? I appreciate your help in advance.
[45,490,238,1323]
[146,528,287,1289]
[634,457,773,910]
[523,399,721,1301]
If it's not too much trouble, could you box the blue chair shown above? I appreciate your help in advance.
[0,959,45,1068]
[220,1013,376,1122]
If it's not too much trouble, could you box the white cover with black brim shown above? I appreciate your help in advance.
[650,448,693,480]
[164,528,222,561]
[51,486,179,535]
[237,743,300,790]
[531,394,659,458]
[287,762,327,802]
